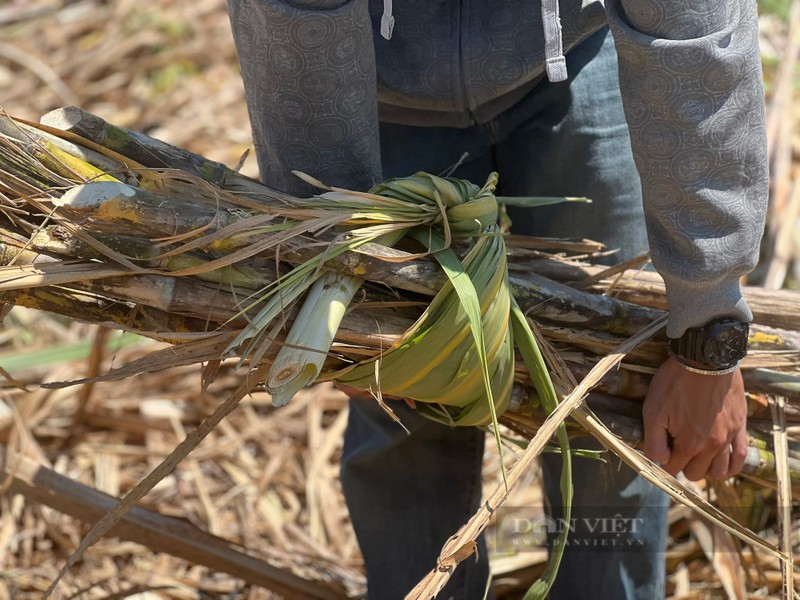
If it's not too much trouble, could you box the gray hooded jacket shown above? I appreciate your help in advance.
[227,0,768,338]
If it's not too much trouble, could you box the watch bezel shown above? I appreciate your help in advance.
[670,318,749,371]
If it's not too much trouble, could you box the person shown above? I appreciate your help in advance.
[226,0,767,598]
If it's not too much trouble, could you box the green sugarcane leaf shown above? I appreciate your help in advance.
[510,298,573,600]
[413,227,507,487]
[0,331,147,372]
[496,196,590,207]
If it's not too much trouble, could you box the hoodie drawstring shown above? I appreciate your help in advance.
[541,0,567,82]
[380,1,566,82]
[381,0,395,39]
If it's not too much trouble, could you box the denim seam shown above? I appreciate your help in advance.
[484,118,502,146]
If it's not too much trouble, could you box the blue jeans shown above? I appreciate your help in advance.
[341,28,669,600]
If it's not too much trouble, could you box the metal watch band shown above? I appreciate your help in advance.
[669,330,703,363]
[672,358,739,376]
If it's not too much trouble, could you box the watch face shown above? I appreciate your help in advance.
[701,321,749,368]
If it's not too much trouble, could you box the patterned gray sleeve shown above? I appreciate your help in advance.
[227,0,382,195]
[605,0,769,337]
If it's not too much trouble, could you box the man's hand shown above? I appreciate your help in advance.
[642,356,748,481]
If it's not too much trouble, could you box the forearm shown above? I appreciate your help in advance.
[227,0,382,195]
[605,0,769,337]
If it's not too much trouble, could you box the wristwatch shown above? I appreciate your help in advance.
[668,317,750,373]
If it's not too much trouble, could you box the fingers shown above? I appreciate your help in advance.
[676,432,733,480]
[727,426,748,477]
[642,357,747,482]
[662,426,747,481]
[705,426,747,480]
[662,440,700,478]
[643,423,672,466]
[705,446,731,480]
[663,428,730,480]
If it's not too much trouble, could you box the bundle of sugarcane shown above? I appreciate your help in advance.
[1,108,799,597]
[1,108,799,472]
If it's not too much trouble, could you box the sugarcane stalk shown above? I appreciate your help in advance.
[8,301,796,497]
[510,272,665,337]
[39,106,235,181]
[276,238,443,296]
[0,287,211,343]
[3,278,799,491]
[2,239,799,401]
[3,237,799,362]
[518,258,800,332]
[267,271,364,406]
[0,115,128,179]
[746,432,800,461]
[746,368,800,399]
[10,225,279,291]
[176,231,800,335]
[3,109,800,465]
[5,271,800,410]
[39,106,278,201]
[15,214,800,359]
[53,181,244,238]
[29,139,119,184]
